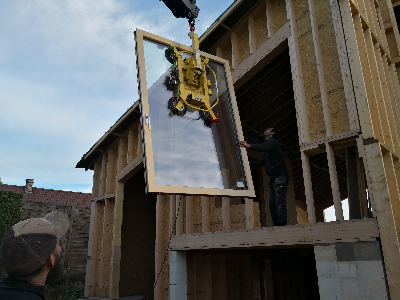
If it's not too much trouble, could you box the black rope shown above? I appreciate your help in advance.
[154,195,183,288]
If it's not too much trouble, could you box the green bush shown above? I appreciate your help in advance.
[0,190,24,278]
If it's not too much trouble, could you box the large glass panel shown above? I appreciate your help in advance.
[142,38,248,191]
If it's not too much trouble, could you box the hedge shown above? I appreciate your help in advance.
[0,190,23,241]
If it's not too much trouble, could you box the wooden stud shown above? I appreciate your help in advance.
[202,196,210,233]
[286,0,311,143]
[117,138,127,173]
[186,196,194,234]
[231,32,239,69]
[176,195,184,235]
[339,0,374,139]
[127,129,136,163]
[106,149,117,195]
[326,143,344,220]
[170,195,176,235]
[266,0,274,38]
[155,194,167,300]
[222,197,231,231]
[245,198,255,229]
[215,46,223,58]
[301,151,316,223]
[329,0,360,132]
[248,16,257,55]
[98,199,114,297]
[100,153,108,197]
[109,182,124,299]
[308,0,333,136]
[92,161,102,199]
[137,120,143,156]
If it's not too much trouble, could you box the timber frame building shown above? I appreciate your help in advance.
[77,0,400,299]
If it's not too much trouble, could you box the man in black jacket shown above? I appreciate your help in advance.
[240,128,289,226]
[0,211,69,299]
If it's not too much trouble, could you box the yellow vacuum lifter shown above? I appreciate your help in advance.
[165,30,220,127]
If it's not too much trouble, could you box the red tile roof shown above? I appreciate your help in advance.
[0,184,92,207]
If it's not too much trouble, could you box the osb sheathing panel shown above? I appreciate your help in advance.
[315,0,350,135]
[219,37,233,70]
[271,0,288,32]
[378,0,392,28]
[234,22,250,65]
[252,3,269,49]
[386,30,400,59]
[192,196,261,233]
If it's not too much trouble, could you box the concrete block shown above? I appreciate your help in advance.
[315,245,337,261]
[169,284,187,299]
[319,293,337,300]
[335,243,355,261]
[342,295,361,300]
[337,261,357,278]
[358,278,370,296]
[341,278,360,296]
[170,271,187,285]
[329,261,339,278]
[354,242,382,261]
[368,278,388,297]
[318,277,336,294]
[170,260,187,274]
[362,297,388,300]
[316,261,331,278]
[356,261,384,279]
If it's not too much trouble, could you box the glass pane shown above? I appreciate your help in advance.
[142,38,247,190]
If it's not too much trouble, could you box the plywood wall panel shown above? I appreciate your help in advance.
[271,0,288,32]
[253,3,269,49]
[234,22,250,65]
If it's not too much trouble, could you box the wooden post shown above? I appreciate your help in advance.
[202,196,210,233]
[222,197,231,231]
[127,130,137,163]
[98,198,115,297]
[216,47,223,58]
[155,194,167,300]
[300,151,316,223]
[363,142,400,298]
[186,196,194,234]
[245,198,254,229]
[117,138,127,173]
[86,200,104,297]
[109,182,124,299]
[326,143,344,221]
[137,120,143,156]
[170,195,176,235]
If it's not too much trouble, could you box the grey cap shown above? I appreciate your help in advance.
[0,211,70,277]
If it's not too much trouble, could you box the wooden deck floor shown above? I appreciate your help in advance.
[170,218,379,250]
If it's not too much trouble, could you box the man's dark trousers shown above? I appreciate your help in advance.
[269,174,289,226]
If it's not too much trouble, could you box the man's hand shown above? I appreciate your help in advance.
[239,141,251,148]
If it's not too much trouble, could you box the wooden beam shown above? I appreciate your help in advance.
[170,218,379,250]
[170,195,176,235]
[326,143,344,221]
[222,197,231,231]
[116,153,143,183]
[248,16,256,55]
[202,196,210,233]
[245,198,255,229]
[301,151,316,223]
[186,196,194,234]
[232,21,290,89]
[127,129,137,163]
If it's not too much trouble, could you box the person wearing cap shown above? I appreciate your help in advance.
[0,211,70,299]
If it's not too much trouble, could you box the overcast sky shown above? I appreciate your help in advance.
[0,0,234,192]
